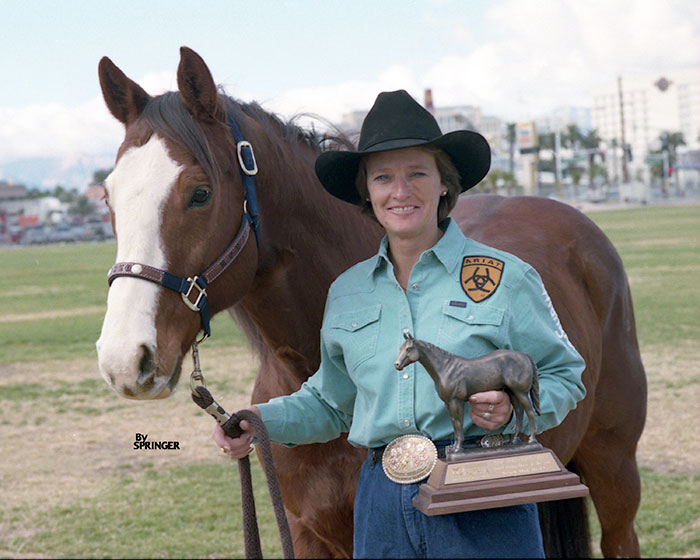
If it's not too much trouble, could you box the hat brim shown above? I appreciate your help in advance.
[315,130,491,205]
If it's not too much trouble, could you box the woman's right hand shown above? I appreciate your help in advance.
[211,406,260,460]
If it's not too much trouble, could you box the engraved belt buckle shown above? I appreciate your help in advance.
[381,435,438,484]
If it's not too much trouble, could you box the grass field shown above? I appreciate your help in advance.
[1,202,699,558]
[0,242,246,363]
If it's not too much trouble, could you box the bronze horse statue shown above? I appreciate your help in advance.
[394,331,540,452]
[96,47,647,557]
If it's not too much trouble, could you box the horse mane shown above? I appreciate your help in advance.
[228,96,355,152]
[141,90,356,188]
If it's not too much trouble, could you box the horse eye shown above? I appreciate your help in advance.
[188,186,212,207]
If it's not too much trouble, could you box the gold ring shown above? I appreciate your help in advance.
[482,411,492,420]
[488,403,495,412]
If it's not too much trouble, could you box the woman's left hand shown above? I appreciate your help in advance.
[469,390,512,430]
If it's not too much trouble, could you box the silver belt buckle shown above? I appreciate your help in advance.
[381,435,438,484]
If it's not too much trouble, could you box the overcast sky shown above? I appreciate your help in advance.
[1,0,698,165]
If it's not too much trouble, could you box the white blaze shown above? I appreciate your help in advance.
[96,135,182,388]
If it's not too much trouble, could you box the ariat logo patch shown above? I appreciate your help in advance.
[460,256,504,302]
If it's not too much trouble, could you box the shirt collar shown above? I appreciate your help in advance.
[430,218,466,274]
[368,217,467,278]
[365,236,391,278]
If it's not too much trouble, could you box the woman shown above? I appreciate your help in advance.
[213,90,586,558]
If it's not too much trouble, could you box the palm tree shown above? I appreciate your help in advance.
[659,131,686,166]
[484,169,518,196]
[658,131,686,194]
[537,132,561,192]
[506,123,516,175]
[561,125,584,197]
[564,124,583,151]
[581,129,602,191]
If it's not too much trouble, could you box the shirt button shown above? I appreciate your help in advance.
[403,419,411,427]
[411,283,419,290]
[351,322,358,328]
[467,315,474,321]
[402,373,409,379]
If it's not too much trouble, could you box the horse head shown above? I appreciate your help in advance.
[96,47,259,399]
[394,330,418,371]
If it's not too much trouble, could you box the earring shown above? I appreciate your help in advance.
[440,191,447,197]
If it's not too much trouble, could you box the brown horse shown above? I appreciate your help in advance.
[96,47,646,558]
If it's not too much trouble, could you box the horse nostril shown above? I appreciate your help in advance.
[137,344,156,384]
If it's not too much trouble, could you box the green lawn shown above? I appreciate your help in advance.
[586,204,700,348]
[2,460,283,559]
[0,242,115,315]
[0,240,245,363]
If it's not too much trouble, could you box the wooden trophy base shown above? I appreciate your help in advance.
[413,443,589,516]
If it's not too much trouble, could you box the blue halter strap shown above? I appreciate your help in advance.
[227,114,260,248]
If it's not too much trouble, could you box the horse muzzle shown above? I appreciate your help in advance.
[97,335,183,400]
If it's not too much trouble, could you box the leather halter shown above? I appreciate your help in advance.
[107,113,260,339]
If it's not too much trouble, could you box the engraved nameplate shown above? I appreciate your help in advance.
[444,451,561,485]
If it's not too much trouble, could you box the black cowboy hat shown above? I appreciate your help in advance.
[315,89,491,205]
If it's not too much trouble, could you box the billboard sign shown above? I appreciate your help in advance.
[517,122,538,154]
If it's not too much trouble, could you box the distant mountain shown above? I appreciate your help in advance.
[0,153,115,191]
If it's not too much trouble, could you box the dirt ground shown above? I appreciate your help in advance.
[1,342,698,517]
[635,341,700,475]
[0,345,258,515]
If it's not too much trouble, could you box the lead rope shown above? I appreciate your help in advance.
[189,342,295,559]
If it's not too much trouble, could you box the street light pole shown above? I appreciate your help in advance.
[555,126,562,190]
[618,76,630,183]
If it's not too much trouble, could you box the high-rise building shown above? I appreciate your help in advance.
[592,67,700,183]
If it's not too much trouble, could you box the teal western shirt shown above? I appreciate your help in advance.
[258,218,586,448]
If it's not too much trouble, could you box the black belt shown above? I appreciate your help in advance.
[370,434,512,463]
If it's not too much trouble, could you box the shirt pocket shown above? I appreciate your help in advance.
[326,304,382,371]
[437,302,505,351]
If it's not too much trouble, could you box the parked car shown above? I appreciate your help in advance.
[84,220,115,241]
[47,224,77,243]
[19,226,52,245]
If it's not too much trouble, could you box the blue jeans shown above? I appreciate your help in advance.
[353,456,545,559]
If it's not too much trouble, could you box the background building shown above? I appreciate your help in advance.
[592,67,700,189]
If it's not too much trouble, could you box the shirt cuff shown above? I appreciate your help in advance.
[256,401,298,447]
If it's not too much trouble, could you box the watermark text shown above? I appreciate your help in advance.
[133,432,180,450]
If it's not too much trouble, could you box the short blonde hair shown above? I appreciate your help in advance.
[354,146,462,224]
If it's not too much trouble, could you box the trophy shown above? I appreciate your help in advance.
[394,331,588,515]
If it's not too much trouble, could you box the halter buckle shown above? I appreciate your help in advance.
[181,276,207,311]
[237,141,258,176]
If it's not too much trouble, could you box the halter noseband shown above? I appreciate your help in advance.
[106,113,260,339]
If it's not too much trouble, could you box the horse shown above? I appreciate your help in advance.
[394,331,541,452]
[95,47,647,558]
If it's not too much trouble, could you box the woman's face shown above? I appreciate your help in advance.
[365,147,445,245]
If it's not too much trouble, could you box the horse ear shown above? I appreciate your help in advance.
[403,330,413,341]
[98,56,151,125]
[177,46,225,122]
